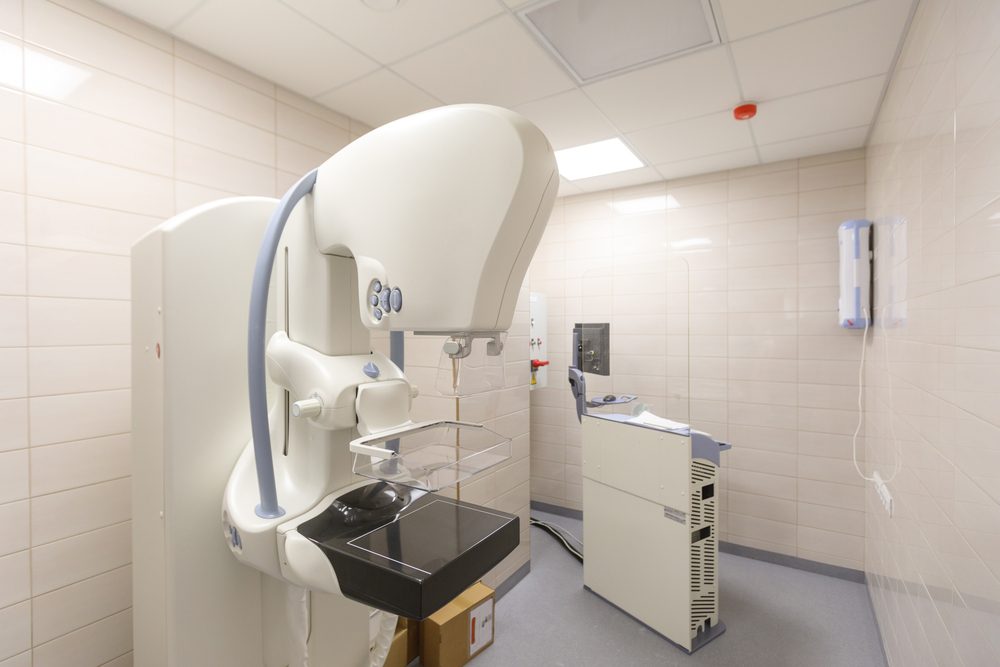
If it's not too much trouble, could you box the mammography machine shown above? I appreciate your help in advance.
[568,326,731,654]
[131,105,557,666]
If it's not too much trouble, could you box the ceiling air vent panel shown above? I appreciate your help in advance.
[520,0,721,83]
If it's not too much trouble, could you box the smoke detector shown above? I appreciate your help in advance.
[519,0,721,83]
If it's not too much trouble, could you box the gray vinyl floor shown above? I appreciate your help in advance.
[466,510,887,667]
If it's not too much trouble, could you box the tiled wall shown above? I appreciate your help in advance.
[865,0,1000,665]
[0,0,488,664]
[528,150,872,570]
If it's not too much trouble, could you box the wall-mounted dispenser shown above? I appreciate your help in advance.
[529,292,548,389]
[838,219,872,329]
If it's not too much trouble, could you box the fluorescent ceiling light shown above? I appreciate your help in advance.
[612,194,679,214]
[556,138,644,181]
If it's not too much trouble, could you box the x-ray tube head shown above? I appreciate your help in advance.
[311,104,559,336]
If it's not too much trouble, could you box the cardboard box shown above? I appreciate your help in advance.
[404,617,420,664]
[419,582,495,667]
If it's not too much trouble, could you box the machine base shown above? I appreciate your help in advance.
[583,585,727,654]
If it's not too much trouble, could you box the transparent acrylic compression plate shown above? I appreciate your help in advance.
[352,422,511,491]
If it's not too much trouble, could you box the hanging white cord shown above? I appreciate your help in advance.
[851,308,876,482]
[852,306,903,483]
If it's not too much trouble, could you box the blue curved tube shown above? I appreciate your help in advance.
[248,169,318,518]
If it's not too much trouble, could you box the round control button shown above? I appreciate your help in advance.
[390,288,402,312]
[380,289,391,312]
[372,279,382,293]
[369,295,379,307]
[372,307,383,321]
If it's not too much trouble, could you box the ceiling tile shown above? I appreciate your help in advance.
[656,148,759,181]
[719,0,865,40]
[316,68,440,128]
[583,46,741,132]
[730,0,913,100]
[97,0,205,29]
[513,90,618,150]
[281,0,502,65]
[627,111,754,165]
[757,126,868,163]
[571,166,663,193]
[751,75,886,144]
[173,0,378,97]
[393,15,575,107]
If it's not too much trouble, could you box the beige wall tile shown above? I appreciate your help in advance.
[28,345,129,396]
[30,521,130,595]
[0,400,27,452]
[0,192,25,245]
[0,0,21,38]
[174,100,275,165]
[28,389,129,446]
[25,148,173,218]
[0,450,28,504]
[0,650,31,666]
[31,478,130,545]
[24,48,172,133]
[0,349,26,399]
[0,551,30,608]
[174,58,275,131]
[0,501,29,557]
[31,608,131,667]
[26,198,159,257]
[0,243,25,296]
[29,434,129,496]
[0,35,22,90]
[0,601,31,661]
[27,247,129,300]
[24,97,173,176]
[175,141,274,195]
[27,297,129,346]
[31,565,130,644]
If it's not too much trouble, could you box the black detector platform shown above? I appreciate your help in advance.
[296,482,519,619]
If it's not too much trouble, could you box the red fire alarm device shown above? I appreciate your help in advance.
[733,103,757,120]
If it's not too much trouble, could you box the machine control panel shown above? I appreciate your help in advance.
[368,279,403,322]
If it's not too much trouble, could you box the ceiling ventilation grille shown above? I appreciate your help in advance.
[518,0,722,84]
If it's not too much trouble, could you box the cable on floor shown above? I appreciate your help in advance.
[530,517,583,563]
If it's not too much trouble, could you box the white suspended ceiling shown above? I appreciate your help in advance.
[97,0,916,194]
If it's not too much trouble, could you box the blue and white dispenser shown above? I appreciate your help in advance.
[838,219,872,329]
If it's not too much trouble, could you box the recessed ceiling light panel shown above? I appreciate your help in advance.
[519,0,721,83]
[555,138,644,181]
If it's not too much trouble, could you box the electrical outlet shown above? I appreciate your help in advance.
[873,471,893,517]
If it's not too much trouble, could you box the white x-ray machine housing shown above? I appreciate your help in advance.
[132,105,557,666]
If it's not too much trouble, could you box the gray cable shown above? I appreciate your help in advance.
[248,169,318,519]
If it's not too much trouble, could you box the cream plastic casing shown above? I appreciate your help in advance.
[133,104,558,667]
[313,104,558,334]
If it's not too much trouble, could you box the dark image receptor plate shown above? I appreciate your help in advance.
[297,485,519,619]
